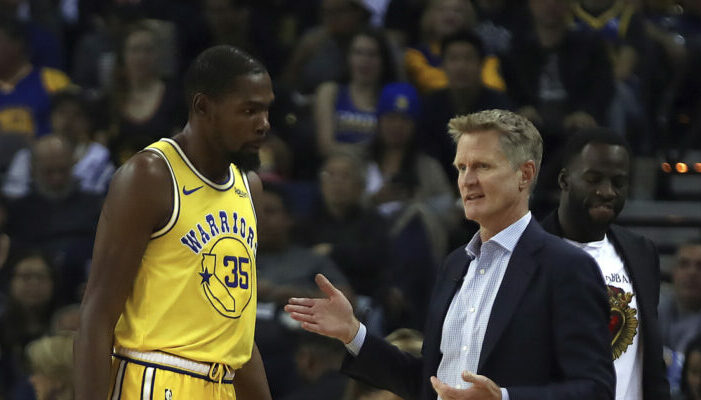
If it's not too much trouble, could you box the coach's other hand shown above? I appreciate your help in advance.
[284,273,360,344]
[430,371,503,400]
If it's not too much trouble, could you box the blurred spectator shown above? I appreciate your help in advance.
[0,16,71,138]
[297,152,391,330]
[194,0,287,78]
[281,333,349,400]
[314,28,397,159]
[367,82,453,218]
[420,29,514,181]
[501,0,614,143]
[674,334,701,400]
[50,303,81,334]
[282,0,371,95]
[257,134,294,183]
[2,89,115,199]
[0,251,57,398]
[403,0,504,94]
[70,3,143,94]
[26,333,74,400]
[255,184,352,398]
[342,328,423,400]
[473,0,530,57]
[107,20,186,166]
[366,82,454,266]
[0,0,64,70]
[571,0,649,144]
[664,31,701,152]
[660,240,701,352]
[257,184,352,307]
[0,196,9,273]
[5,135,103,304]
[659,240,701,392]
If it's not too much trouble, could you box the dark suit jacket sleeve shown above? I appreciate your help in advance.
[507,249,615,400]
[340,332,423,399]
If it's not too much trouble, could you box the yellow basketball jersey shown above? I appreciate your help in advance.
[114,138,258,368]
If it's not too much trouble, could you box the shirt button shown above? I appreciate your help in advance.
[479,269,485,275]
[469,307,475,313]
[456,384,462,389]
[462,345,468,351]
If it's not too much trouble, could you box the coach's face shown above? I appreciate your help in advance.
[454,130,533,238]
[560,143,629,229]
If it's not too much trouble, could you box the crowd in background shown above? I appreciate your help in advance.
[0,0,700,399]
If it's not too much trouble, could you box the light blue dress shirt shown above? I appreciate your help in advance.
[347,212,532,400]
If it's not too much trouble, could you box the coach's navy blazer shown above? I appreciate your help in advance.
[341,218,616,400]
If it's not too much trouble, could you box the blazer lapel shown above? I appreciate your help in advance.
[608,227,642,294]
[478,220,543,371]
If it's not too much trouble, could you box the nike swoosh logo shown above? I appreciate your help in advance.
[182,185,204,195]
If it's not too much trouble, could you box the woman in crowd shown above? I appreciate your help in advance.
[314,28,398,159]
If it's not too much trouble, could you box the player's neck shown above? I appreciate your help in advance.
[174,125,231,183]
[558,207,606,243]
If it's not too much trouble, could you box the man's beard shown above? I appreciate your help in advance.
[229,151,261,172]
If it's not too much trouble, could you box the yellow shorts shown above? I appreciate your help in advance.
[108,350,236,400]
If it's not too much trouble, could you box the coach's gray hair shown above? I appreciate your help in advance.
[448,109,543,174]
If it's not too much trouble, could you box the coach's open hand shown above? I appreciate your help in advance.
[284,274,360,344]
[430,371,502,400]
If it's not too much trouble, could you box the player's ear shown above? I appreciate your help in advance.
[558,168,568,190]
[192,93,209,117]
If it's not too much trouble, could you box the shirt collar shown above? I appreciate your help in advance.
[465,212,532,259]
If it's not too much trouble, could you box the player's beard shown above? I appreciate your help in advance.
[229,151,261,172]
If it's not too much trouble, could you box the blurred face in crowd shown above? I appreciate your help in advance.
[321,0,366,37]
[51,99,91,143]
[124,28,159,81]
[529,0,570,29]
[428,0,475,39]
[379,113,414,149]
[673,243,701,310]
[10,256,53,309]
[205,0,247,37]
[0,28,24,78]
[443,41,483,90]
[454,130,532,237]
[559,143,630,232]
[320,155,365,214]
[349,34,383,86]
[32,136,75,199]
[257,190,292,250]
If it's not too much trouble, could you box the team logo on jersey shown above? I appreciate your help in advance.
[607,285,638,359]
[165,389,173,400]
[198,236,254,319]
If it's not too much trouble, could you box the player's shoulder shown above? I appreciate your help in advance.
[109,150,171,196]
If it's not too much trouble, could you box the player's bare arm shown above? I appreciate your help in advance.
[74,151,172,400]
[234,343,272,400]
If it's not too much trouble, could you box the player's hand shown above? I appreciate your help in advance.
[430,371,503,400]
[284,273,359,343]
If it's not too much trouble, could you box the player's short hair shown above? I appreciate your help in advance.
[560,127,631,169]
[448,109,543,174]
[184,45,266,108]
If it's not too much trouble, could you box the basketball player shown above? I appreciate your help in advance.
[74,46,274,400]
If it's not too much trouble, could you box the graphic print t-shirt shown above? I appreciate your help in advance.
[565,235,642,400]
